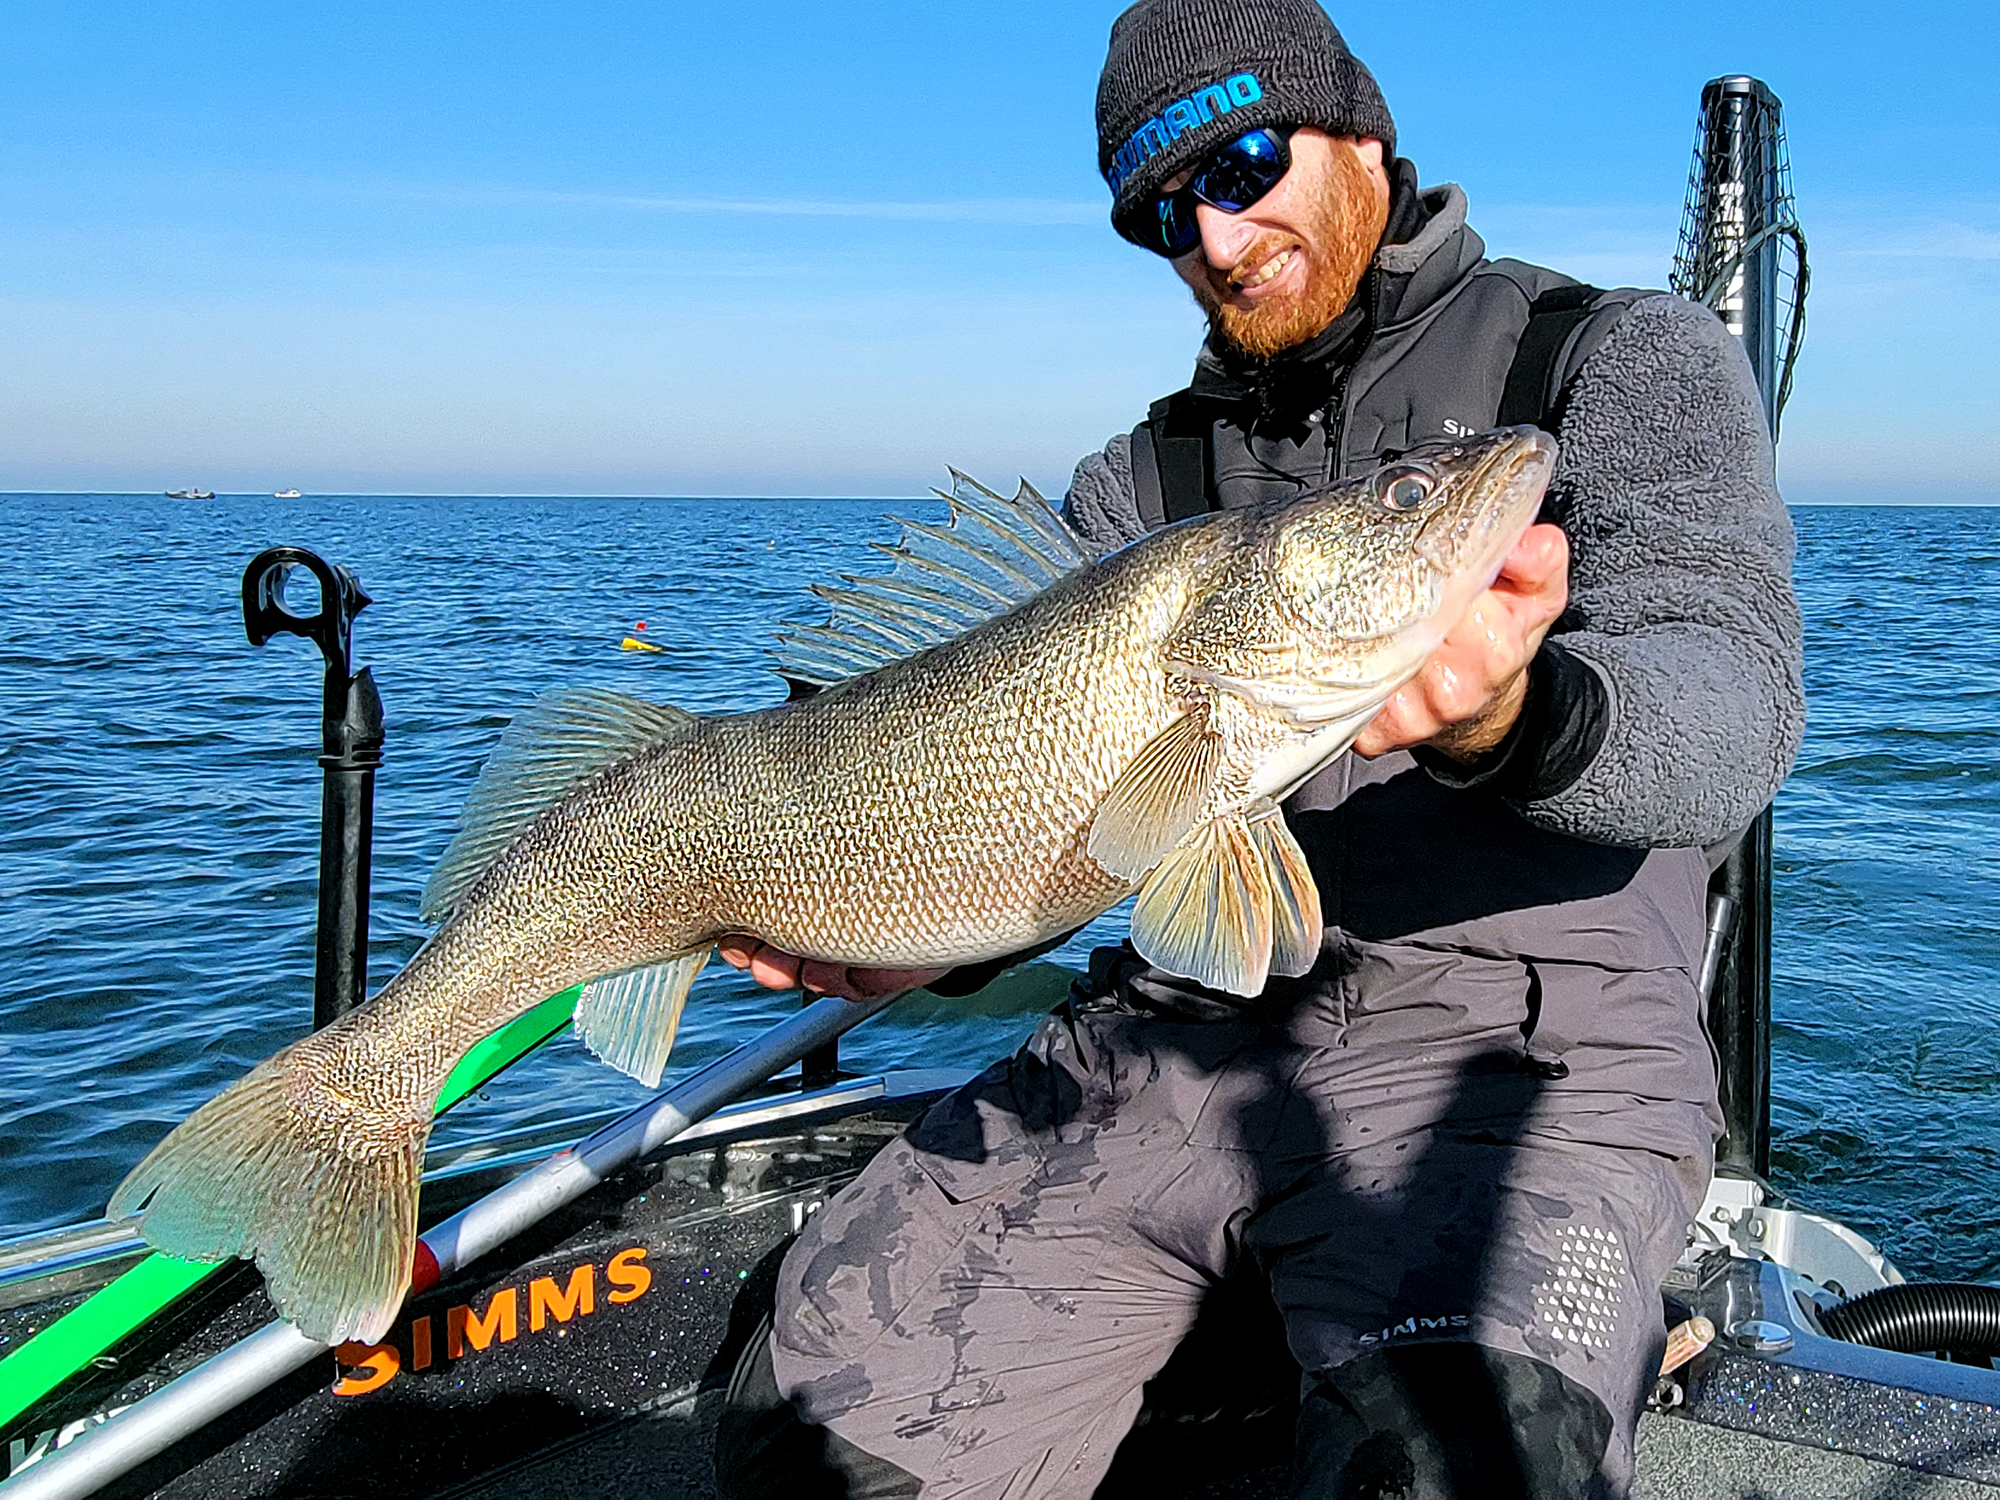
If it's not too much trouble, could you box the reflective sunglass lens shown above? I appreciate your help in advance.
[1128,126,1292,257]
[1156,198,1201,257]
[1195,131,1289,212]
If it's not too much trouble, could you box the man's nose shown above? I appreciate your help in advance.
[1193,201,1260,273]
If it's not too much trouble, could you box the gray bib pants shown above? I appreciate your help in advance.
[724,756,1720,1498]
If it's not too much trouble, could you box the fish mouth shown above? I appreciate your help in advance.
[1415,427,1557,577]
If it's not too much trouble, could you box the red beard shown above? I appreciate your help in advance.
[1184,144,1389,361]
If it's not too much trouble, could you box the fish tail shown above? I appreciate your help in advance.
[109,1052,427,1346]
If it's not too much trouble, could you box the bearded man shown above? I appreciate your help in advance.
[713,1,1803,1495]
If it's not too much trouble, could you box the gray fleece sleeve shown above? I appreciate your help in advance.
[1061,431,1147,557]
[1525,294,1805,847]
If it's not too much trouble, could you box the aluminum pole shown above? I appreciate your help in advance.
[1,991,895,1500]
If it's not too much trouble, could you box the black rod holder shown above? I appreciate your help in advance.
[783,673,842,1089]
[241,547,384,1030]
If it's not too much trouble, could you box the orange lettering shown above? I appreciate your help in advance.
[411,1315,433,1370]
[447,1288,518,1357]
[529,1264,596,1330]
[606,1247,651,1304]
[332,1340,399,1397]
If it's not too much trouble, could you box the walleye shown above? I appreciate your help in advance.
[112,426,1555,1345]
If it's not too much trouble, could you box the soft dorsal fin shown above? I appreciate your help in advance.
[421,687,695,923]
[774,470,1092,687]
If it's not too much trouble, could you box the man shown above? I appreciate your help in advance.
[714,1,1802,1494]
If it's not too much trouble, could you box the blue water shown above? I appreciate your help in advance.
[1,496,1996,1282]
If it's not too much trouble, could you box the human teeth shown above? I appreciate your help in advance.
[1245,249,1293,287]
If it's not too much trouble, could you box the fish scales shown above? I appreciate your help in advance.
[110,428,1556,1344]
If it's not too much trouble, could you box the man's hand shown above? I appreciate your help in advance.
[1352,522,1570,763]
[716,935,949,1003]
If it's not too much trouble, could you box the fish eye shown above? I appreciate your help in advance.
[1375,465,1436,513]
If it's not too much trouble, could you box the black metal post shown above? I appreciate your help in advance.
[315,667,385,1029]
[784,673,842,1089]
[241,547,383,1029]
[1710,810,1773,1175]
[1677,75,1795,1176]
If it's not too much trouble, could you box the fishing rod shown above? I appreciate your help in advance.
[0,990,896,1500]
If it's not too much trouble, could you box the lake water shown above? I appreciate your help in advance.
[1,495,1995,1282]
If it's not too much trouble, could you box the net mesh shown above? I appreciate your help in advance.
[1669,81,1809,435]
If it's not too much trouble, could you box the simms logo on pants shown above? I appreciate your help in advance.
[1358,1312,1471,1348]
[1108,73,1264,194]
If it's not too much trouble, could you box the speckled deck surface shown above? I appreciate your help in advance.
[444,1405,2000,1499]
[1634,1414,2000,1500]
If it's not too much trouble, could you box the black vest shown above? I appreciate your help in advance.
[1129,258,1645,527]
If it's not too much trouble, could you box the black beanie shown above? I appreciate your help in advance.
[1096,0,1395,234]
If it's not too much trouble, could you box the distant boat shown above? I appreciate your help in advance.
[274,488,302,499]
[164,489,215,500]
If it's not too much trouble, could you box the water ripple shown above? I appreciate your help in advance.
[2,498,1997,1283]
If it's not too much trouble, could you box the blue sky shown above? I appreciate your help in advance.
[0,1,1993,500]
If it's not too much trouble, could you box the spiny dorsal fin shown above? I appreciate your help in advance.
[421,687,695,923]
[774,470,1091,687]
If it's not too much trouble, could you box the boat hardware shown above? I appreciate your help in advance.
[0,990,895,1500]
[1671,76,1809,1180]
[239,544,382,1028]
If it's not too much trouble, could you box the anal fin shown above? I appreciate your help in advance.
[1129,816,1273,997]
[576,946,712,1088]
[1086,706,1222,882]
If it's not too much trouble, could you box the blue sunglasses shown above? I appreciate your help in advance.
[1121,126,1297,258]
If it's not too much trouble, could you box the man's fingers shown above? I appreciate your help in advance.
[798,958,854,997]
[1495,523,1570,597]
[849,964,951,1000]
[746,945,804,991]
[712,934,941,1003]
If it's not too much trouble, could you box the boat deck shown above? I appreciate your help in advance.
[444,1388,2000,1500]
[8,1074,2000,1499]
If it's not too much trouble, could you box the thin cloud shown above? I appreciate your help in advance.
[425,185,1105,227]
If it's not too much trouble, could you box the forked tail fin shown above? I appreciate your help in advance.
[108,1055,426,1346]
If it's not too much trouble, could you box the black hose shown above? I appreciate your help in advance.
[1820,1283,2000,1357]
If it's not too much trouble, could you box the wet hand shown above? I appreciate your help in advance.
[716,935,948,1003]
[1352,523,1569,763]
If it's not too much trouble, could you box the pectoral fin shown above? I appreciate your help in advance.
[1251,813,1323,977]
[1129,815,1274,997]
[576,946,713,1088]
[1086,707,1223,882]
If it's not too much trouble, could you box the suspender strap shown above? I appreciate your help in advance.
[1498,283,1600,429]
[1147,392,1217,523]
